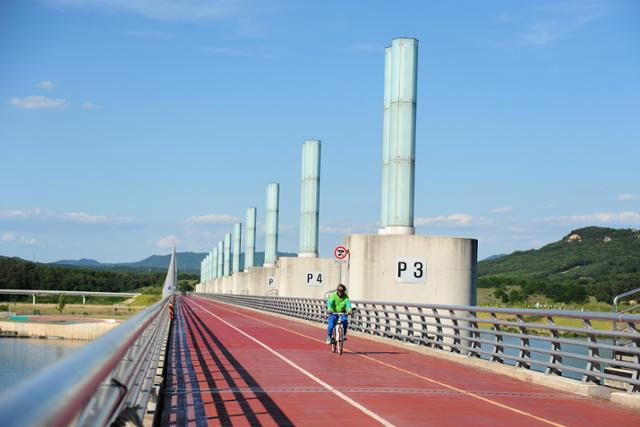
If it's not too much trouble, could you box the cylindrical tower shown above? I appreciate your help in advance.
[211,247,218,279]
[379,46,392,233]
[264,183,279,267]
[245,207,256,271]
[223,233,231,276]
[299,140,321,257]
[217,241,223,278]
[386,37,418,235]
[232,222,242,273]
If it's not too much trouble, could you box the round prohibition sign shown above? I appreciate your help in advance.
[334,245,349,260]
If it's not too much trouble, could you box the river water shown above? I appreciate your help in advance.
[0,338,86,391]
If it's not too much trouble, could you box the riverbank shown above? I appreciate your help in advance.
[0,317,120,340]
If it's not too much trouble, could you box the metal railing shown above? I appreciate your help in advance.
[0,296,172,427]
[200,294,640,393]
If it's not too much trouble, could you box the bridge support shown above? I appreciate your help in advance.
[83,295,86,305]
[32,294,35,305]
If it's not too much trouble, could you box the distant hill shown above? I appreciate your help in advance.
[53,251,297,273]
[478,226,640,303]
[482,254,507,262]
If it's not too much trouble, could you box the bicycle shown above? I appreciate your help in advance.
[328,310,354,355]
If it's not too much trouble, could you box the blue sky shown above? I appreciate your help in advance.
[1,0,639,263]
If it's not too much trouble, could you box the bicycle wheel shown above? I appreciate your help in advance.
[330,327,337,353]
[336,323,344,355]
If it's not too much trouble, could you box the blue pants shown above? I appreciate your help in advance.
[327,314,348,338]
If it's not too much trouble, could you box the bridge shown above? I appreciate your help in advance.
[1,36,639,425]
[1,291,639,425]
[0,288,140,304]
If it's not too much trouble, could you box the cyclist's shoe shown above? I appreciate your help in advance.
[326,337,332,344]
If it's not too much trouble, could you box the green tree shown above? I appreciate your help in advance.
[57,294,66,313]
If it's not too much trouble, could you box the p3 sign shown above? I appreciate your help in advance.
[395,257,427,283]
[305,271,323,287]
[266,276,277,288]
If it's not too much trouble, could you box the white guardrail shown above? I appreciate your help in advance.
[200,293,640,393]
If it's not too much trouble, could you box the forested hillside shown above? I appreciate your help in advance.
[478,227,640,304]
[0,256,196,293]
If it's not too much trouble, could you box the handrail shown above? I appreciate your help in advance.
[613,286,640,313]
[0,296,170,427]
[199,293,640,393]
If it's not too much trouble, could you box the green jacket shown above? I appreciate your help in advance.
[327,292,352,313]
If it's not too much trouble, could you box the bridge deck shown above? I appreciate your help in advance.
[160,296,640,426]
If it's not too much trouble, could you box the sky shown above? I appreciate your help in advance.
[1,0,639,263]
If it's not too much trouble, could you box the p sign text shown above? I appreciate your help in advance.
[395,257,427,283]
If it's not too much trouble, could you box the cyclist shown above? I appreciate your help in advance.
[326,284,352,344]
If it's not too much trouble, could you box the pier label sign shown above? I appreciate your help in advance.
[305,271,323,286]
[395,258,427,283]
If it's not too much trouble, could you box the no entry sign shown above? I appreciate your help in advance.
[334,246,348,260]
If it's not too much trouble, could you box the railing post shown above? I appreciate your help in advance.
[416,307,430,346]
[490,312,504,363]
[404,306,414,343]
[449,309,461,353]
[545,315,562,376]
[516,315,531,369]
[432,308,444,350]
[383,305,392,337]
[582,319,601,384]
[468,310,481,358]
[625,321,640,393]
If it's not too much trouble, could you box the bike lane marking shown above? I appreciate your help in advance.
[192,296,566,427]
[188,298,395,427]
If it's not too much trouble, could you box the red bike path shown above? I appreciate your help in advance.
[160,296,640,426]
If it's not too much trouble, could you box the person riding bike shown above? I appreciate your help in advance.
[326,284,352,344]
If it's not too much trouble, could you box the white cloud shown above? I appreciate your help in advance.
[21,236,37,245]
[542,212,640,225]
[2,233,16,241]
[157,235,178,248]
[81,102,101,110]
[320,222,376,235]
[618,194,638,201]
[0,208,135,225]
[184,214,239,224]
[0,209,43,219]
[46,0,256,22]
[491,206,513,214]
[37,81,55,90]
[63,212,135,224]
[523,2,605,46]
[8,96,69,110]
[415,213,474,226]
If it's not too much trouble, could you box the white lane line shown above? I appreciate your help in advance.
[189,299,395,427]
